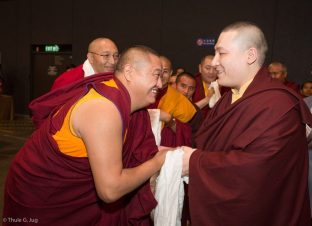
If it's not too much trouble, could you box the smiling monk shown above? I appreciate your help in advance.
[182,21,312,226]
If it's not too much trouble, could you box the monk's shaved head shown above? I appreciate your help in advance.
[115,45,159,73]
[200,55,214,64]
[115,45,162,110]
[88,38,117,52]
[222,22,268,65]
[86,37,118,73]
[268,61,287,73]
[159,55,173,87]
[159,56,172,71]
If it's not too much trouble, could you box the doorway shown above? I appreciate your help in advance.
[30,44,72,100]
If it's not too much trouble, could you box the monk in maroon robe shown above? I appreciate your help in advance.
[51,64,85,90]
[182,22,312,226]
[268,61,300,94]
[160,119,193,147]
[160,72,201,148]
[284,80,300,93]
[3,46,166,226]
[51,37,118,90]
[193,71,229,119]
[148,57,196,148]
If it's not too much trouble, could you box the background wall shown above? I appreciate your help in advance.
[0,0,311,114]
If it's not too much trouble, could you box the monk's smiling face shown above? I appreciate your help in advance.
[131,53,163,107]
[212,31,249,89]
[199,56,217,83]
[87,38,119,73]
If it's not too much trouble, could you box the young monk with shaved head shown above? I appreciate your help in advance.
[182,21,312,226]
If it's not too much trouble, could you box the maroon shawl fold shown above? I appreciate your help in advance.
[189,68,312,226]
[29,72,119,129]
[283,80,300,93]
[51,64,85,90]
[192,73,206,103]
[160,120,192,147]
[4,73,157,225]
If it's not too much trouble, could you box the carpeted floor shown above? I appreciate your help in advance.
[0,118,34,221]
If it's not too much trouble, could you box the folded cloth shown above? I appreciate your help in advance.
[82,59,95,77]
[153,148,188,226]
[209,80,222,108]
[148,109,162,145]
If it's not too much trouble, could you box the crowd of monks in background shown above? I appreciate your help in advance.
[48,38,312,225]
[139,56,312,225]
[2,30,312,225]
[52,50,312,151]
[146,56,312,148]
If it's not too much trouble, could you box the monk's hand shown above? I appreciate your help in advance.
[153,145,172,168]
[166,117,176,132]
[149,146,171,196]
[181,146,196,176]
[160,110,172,123]
[207,87,215,99]
[158,145,172,152]
[202,89,215,106]
[150,173,158,196]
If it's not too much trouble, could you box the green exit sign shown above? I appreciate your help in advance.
[32,44,72,53]
[45,45,60,52]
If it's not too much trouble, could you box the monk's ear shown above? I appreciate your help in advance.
[123,64,133,82]
[87,52,94,64]
[247,47,257,65]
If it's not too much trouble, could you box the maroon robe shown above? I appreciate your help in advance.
[152,85,200,148]
[160,119,193,147]
[3,73,157,226]
[192,73,207,104]
[284,80,300,94]
[51,64,84,90]
[189,68,312,226]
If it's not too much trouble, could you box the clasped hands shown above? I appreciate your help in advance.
[158,145,196,176]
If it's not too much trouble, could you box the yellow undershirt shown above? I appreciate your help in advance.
[203,81,209,97]
[52,79,118,157]
[158,85,197,123]
[231,78,253,104]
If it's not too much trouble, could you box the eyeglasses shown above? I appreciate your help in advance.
[89,52,119,61]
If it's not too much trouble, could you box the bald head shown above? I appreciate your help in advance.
[159,55,173,88]
[199,55,217,83]
[115,45,159,73]
[87,38,119,73]
[88,38,117,53]
[160,56,172,70]
[268,61,287,73]
[115,45,162,111]
[222,21,268,66]
[268,61,287,82]
[200,55,214,64]
[175,72,196,100]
